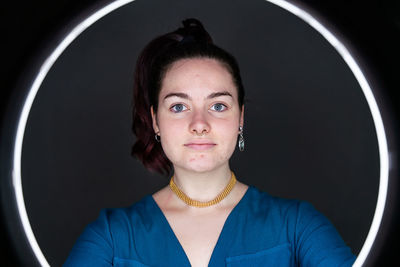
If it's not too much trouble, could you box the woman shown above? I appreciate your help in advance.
[64,18,355,266]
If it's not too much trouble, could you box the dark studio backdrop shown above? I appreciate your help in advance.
[0,0,399,266]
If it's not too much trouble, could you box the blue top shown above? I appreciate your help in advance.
[64,186,356,266]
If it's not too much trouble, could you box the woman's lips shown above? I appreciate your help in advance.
[184,143,216,150]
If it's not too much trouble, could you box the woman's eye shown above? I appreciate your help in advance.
[170,104,188,113]
[210,103,227,112]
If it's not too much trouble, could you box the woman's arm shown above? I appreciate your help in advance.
[63,210,114,267]
[294,201,356,266]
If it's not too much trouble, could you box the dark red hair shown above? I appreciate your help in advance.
[131,18,245,175]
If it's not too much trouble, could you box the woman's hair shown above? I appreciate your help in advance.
[131,18,245,175]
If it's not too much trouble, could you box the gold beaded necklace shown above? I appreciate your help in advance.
[169,172,237,208]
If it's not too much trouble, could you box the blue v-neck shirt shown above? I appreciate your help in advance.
[64,186,355,266]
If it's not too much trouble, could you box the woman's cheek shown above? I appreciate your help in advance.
[160,120,186,147]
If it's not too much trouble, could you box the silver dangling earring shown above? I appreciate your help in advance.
[238,126,244,151]
[155,132,161,142]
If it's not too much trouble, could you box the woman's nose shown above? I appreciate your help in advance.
[189,109,211,135]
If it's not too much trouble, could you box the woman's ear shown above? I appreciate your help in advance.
[240,104,244,128]
[150,106,160,133]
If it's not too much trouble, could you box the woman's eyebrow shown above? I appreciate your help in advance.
[164,92,190,100]
[206,91,233,99]
[163,91,233,101]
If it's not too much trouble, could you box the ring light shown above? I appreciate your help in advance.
[3,0,392,266]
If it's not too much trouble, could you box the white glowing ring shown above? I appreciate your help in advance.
[12,0,389,266]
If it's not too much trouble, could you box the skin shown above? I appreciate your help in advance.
[151,58,248,267]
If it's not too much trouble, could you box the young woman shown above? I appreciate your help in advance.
[64,18,355,267]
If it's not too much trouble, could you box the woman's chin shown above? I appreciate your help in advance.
[171,152,230,173]
[181,159,220,173]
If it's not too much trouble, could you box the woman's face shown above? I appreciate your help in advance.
[151,58,244,173]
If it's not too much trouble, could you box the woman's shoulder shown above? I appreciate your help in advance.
[231,186,355,266]
[64,195,160,266]
[94,194,157,228]
[243,185,338,236]
[245,185,314,215]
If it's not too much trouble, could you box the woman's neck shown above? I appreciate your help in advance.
[171,165,232,202]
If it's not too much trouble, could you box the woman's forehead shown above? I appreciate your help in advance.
[160,58,238,98]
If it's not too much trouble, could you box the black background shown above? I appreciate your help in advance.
[1,0,399,266]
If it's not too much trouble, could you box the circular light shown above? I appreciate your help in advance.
[9,0,390,266]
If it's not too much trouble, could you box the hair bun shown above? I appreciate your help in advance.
[182,18,203,29]
[176,18,213,44]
